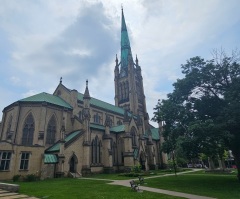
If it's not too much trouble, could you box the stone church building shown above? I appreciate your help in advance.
[0,10,166,180]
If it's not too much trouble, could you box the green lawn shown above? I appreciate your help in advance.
[143,173,240,199]
[14,178,182,199]
[87,169,191,180]
[10,170,240,199]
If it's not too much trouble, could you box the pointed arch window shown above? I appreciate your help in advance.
[112,142,117,164]
[78,111,82,120]
[92,136,102,164]
[117,120,122,125]
[118,138,124,164]
[22,113,35,146]
[93,113,101,124]
[123,82,126,99]
[6,115,13,140]
[131,127,137,146]
[46,116,56,145]
[126,81,129,99]
[120,83,123,100]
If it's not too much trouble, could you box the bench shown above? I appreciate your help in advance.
[130,180,139,191]
[138,175,144,184]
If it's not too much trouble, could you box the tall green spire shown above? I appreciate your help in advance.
[121,8,133,76]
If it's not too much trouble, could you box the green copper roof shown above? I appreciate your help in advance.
[110,124,125,132]
[46,130,82,153]
[90,123,105,131]
[19,92,72,109]
[151,128,160,140]
[121,9,133,73]
[143,128,160,140]
[90,123,125,133]
[78,93,125,115]
[44,154,58,164]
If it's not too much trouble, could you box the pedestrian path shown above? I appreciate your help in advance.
[0,189,38,199]
[110,180,216,199]
[79,169,217,199]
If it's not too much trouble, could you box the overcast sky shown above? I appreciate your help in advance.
[0,0,240,127]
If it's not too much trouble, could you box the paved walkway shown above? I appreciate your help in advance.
[80,169,217,199]
[0,189,38,199]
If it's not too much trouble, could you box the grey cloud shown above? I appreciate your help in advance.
[18,2,119,87]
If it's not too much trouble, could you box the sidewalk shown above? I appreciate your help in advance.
[80,169,217,199]
[0,189,39,199]
[110,180,216,199]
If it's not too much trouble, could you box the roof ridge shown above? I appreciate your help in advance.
[79,92,122,109]
[19,92,72,109]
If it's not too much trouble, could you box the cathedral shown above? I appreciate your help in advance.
[0,10,166,180]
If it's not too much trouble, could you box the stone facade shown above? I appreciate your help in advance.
[0,10,167,180]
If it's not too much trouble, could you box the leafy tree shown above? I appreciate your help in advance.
[153,50,240,181]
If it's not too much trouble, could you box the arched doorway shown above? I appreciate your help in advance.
[69,155,77,173]
[140,151,146,171]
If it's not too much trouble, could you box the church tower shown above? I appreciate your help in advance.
[115,9,148,120]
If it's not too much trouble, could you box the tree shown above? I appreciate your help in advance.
[153,50,240,181]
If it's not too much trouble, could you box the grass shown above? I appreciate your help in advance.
[10,169,240,199]
[87,169,191,180]
[13,178,182,199]
[143,172,240,199]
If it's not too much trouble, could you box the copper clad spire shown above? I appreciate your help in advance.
[120,8,133,76]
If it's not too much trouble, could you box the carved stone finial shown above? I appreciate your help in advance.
[136,55,139,66]
[83,79,91,99]
[60,77,62,84]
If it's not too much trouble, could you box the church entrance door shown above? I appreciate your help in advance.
[140,152,146,171]
[69,156,76,173]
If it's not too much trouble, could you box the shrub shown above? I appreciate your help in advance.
[12,175,21,182]
[24,174,39,182]
[131,164,142,173]
[118,172,141,177]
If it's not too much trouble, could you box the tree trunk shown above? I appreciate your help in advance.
[208,157,215,170]
[172,151,177,176]
[234,155,240,182]
[232,151,240,182]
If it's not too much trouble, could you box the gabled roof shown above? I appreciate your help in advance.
[78,93,125,116]
[46,130,82,153]
[151,128,160,140]
[110,124,125,133]
[44,154,58,164]
[143,127,160,140]
[90,123,125,133]
[19,92,72,109]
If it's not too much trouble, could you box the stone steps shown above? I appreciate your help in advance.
[0,189,38,199]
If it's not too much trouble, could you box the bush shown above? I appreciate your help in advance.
[131,164,142,173]
[24,174,39,182]
[12,175,21,182]
[118,172,142,177]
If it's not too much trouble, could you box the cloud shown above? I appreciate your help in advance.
[0,0,240,124]
[11,2,118,90]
